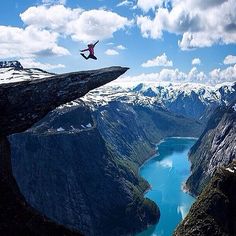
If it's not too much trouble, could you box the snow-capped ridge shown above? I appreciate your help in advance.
[0,61,23,70]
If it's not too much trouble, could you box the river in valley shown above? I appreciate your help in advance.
[138,137,196,236]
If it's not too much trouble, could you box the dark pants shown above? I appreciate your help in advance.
[81,53,97,60]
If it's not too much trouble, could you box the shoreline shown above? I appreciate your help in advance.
[138,136,198,173]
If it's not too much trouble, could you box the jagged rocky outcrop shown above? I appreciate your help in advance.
[9,95,202,235]
[186,102,236,196]
[174,161,236,236]
[0,66,128,136]
[0,64,128,235]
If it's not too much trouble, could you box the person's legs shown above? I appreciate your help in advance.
[80,53,89,60]
[89,54,97,60]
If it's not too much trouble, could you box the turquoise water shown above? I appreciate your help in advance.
[138,137,196,236]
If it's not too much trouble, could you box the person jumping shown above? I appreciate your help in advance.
[80,40,99,60]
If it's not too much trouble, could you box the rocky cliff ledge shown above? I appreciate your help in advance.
[0,64,128,235]
[174,161,236,236]
[0,66,128,136]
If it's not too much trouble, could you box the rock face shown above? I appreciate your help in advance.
[0,66,128,136]
[174,102,236,236]
[10,97,202,235]
[186,102,236,196]
[0,136,82,236]
[0,65,128,235]
[174,161,236,236]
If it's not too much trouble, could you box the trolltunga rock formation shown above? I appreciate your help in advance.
[0,66,128,136]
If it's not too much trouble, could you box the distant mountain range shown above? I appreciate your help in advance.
[81,81,236,124]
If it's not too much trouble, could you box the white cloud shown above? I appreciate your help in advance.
[159,159,173,169]
[117,45,126,50]
[188,67,206,82]
[105,49,119,56]
[0,25,69,58]
[21,5,132,42]
[142,53,173,67]
[117,0,133,7]
[223,55,236,65]
[20,5,83,33]
[136,0,236,50]
[19,58,65,70]
[192,58,201,65]
[209,64,236,84]
[137,0,164,12]
[42,0,66,5]
[137,14,163,39]
[116,64,236,85]
[70,10,132,42]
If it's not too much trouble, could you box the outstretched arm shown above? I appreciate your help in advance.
[80,48,89,52]
[93,40,99,47]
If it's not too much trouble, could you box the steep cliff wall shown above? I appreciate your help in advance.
[174,102,236,236]
[186,103,236,196]
[174,161,236,236]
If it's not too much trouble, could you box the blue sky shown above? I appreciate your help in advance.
[0,0,236,84]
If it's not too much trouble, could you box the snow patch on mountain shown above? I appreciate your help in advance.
[0,67,54,84]
[0,61,23,70]
[233,103,236,112]
[130,82,235,104]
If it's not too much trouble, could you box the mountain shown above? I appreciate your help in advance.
[0,63,128,235]
[174,161,236,236]
[185,101,236,196]
[3,62,234,235]
[131,82,236,122]
[9,92,202,235]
